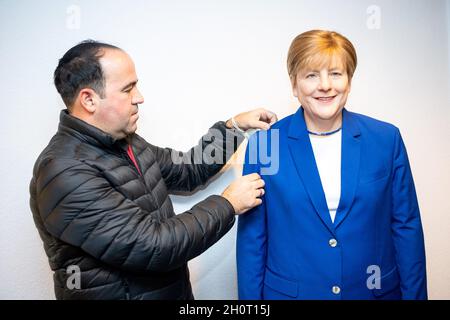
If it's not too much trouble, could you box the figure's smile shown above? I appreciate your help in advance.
[314,95,337,104]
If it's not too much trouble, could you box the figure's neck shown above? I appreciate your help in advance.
[304,111,342,134]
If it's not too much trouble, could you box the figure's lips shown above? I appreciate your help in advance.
[314,95,337,102]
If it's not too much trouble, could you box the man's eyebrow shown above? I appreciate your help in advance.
[121,80,138,91]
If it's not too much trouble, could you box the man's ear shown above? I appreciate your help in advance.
[78,88,99,113]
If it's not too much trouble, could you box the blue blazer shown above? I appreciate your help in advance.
[237,107,427,300]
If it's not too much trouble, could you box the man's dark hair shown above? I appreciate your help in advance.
[54,40,121,110]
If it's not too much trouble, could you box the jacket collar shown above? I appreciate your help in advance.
[288,107,360,140]
[287,107,361,234]
[58,109,130,152]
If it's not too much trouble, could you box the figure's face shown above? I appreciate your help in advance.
[95,49,144,139]
[292,58,351,130]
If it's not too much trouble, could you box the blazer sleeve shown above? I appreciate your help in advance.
[236,132,267,300]
[391,128,427,299]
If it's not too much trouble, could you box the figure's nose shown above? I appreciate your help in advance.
[318,75,331,91]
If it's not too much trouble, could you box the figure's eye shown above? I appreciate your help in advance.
[306,73,317,79]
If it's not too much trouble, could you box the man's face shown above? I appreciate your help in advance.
[95,49,144,139]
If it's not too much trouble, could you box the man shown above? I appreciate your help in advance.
[29,40,277,300]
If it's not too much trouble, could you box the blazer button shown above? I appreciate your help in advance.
[332,286,341,294]
[329,238,338,247]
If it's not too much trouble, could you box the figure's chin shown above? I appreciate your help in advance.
[313,105,341,119]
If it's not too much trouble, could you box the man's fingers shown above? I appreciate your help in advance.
[244,173,261,181]
[259,110,278,124]
[259,121,271,130]
[256,188,265,197]
[267,111,278,124]
[231,109,277,131]
[253,179,265,189]
[255,110,278,129]
[248,119,270,130]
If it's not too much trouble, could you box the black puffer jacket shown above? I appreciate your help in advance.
[29,110,243,300]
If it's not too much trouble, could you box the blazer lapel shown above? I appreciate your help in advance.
[334,109,361,228]
[287,107,335,235]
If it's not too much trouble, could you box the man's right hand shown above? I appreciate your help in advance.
[221,173,265,215]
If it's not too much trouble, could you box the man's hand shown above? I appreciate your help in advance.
[226,108,278,131]
[221,173,265,215]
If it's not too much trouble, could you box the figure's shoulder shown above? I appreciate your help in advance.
[269,113,295,131]
[346,110,399,136]
[249,113,294,141]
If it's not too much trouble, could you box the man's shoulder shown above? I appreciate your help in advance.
[32,133,100,186]
[33,149,90,182]
[132,133,150,146]
[130,133,156,154]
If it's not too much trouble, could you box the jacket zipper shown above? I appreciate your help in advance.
[122,147,159,208]
[125,145,142,177]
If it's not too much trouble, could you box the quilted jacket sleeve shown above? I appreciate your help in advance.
[151,121,244,192]
[34,157,236,273]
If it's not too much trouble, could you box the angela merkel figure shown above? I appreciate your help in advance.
[236,30,427,300]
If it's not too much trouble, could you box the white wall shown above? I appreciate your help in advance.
[0,0,449,299]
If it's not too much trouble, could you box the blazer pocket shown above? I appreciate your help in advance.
[359,169,389,185]
[372,266,400,297]
[264,268,298,298]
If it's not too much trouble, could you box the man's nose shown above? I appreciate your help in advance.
[133,89,144,105]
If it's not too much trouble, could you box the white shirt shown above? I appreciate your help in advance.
[309,130,342,223]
